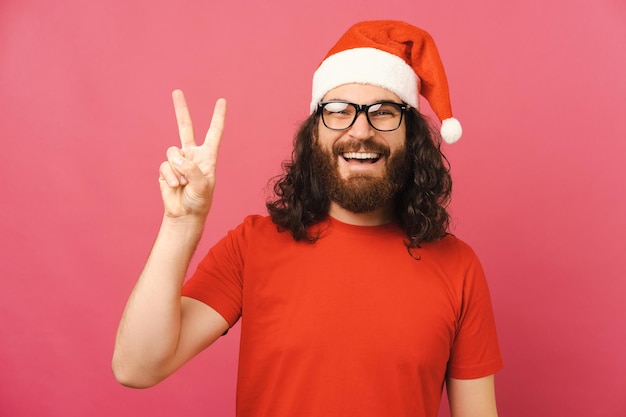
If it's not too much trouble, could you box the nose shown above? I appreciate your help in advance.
[348,111,374,139]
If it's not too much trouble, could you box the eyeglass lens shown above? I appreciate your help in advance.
[321,102,404,131]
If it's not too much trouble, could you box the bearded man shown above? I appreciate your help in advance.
[113,20,503,417]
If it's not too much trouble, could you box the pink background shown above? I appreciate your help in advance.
[1,0,625,416]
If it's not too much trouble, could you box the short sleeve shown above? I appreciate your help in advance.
[446,254,504,379]
[181,216,259,327]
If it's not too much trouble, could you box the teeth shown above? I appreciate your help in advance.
[343,152,380,160]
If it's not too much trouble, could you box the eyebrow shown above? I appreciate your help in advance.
[323,98,403,104]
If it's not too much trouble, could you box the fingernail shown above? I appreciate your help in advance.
[173,156,183,166]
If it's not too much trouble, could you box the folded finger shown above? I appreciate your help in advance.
[163,146,190,186]
[159,160,180,187]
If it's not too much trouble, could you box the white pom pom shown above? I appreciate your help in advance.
[440,117,462,144]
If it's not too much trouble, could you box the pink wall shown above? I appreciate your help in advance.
[1,0,624,416]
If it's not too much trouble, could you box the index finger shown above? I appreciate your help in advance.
[172,89,197,148]
[201,98,227,155]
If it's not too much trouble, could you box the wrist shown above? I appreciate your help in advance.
[159,214,206,241]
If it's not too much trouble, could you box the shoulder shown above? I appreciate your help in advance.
[228,214,275,233]
[421,234,478,261]
[413,234,486,280]
[225,214,290,245]
[200,215,281,269]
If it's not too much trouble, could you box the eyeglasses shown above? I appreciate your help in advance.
[317,101,409,132]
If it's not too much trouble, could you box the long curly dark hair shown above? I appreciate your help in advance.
[266,109,452,248]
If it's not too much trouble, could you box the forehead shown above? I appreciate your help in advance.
[322,83,403,103]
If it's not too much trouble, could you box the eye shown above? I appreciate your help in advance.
[368,103,399,118]
[323,102,355,119]
[324,102,350,113]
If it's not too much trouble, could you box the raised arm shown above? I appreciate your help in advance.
[112,90,229,388]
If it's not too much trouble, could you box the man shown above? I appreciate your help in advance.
[113,20,503,417]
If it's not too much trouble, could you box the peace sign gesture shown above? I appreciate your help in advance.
[158,90,227,219]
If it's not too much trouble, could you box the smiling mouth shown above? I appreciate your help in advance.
[342,152,381,163]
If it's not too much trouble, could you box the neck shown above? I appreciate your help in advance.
[328,201,394,226]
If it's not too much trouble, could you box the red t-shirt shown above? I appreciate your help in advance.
[183,215,503,417]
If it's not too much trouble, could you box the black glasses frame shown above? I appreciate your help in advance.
[317,101,409,132]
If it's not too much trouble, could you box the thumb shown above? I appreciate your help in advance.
[171,155,209,189]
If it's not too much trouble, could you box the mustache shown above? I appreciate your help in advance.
[333,139,390,156]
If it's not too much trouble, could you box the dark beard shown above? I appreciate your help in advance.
[311,138,410,213]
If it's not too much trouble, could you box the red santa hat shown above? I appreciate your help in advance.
[310,20,462,144]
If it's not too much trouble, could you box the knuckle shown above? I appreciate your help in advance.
[159,160,172,174]
[166,146,182,158]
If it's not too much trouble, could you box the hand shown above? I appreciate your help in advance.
[158,90,226,219]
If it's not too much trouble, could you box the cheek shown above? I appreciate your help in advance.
[316,131,342,154]
[388,131,407,153]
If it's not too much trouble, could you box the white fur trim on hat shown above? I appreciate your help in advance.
[310,47,419,113]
